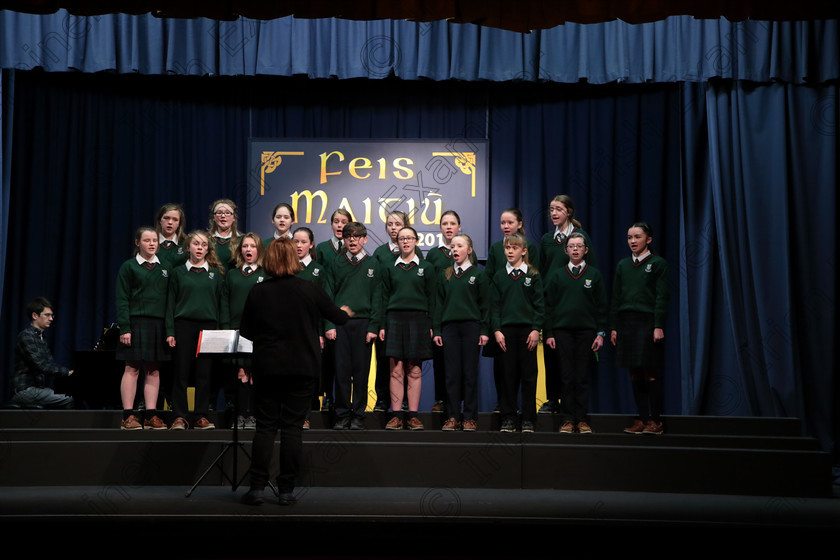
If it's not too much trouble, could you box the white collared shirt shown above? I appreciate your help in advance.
[158,233,177,244]
[242,262,259,273]
[300,254,312,267]
[505,261,529,275]
[347,249,367,261]
[396,254,420,266]
[186,261,210,271]
[274,231,292,240]
[568,260,586,272]
[453,260,473,274]
[136,254,161,265]
[633,250,651,263]
[331,236,342,250]
[388,241,400,253]
[555,223,574,240]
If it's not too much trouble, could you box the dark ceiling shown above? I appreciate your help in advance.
[1,1,838,32]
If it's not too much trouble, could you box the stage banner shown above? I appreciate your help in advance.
[246,138,490,259]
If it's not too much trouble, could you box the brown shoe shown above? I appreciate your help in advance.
[385,416,403,430]
[576,421,593,434]
[642,420,664,435]
[143,415,167,430]
[406,417,424,431]
[462,419,477,432]
[430,401,445,413]
[559,421,575,433]
[442,417,461,431]
[624,419,645,434]
[120,414,142,431]
[170,417,188,430]
[194,417,216,430]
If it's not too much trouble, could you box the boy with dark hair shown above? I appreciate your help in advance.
[325,222,382,430]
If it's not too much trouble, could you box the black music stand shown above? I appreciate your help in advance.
[185,330,276,497]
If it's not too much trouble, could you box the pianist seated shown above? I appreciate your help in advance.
[10,297,74,409]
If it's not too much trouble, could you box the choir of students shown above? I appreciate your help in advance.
[116,197,669,435]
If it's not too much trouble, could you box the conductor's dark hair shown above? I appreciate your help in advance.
[263,237,303,277]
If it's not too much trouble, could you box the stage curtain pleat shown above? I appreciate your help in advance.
[680,80,838,450]
[1,11,836,84]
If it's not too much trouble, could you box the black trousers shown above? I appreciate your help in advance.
[171,318,216,421]
[552,328,595,423]
[498,325,538,423]
[442,321,481,421]
[249,374,316,493]
[333,318,373,419]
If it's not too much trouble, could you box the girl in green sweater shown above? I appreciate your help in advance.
[154,203,188,269]
[208,198,242,271]
[223,232,268,429]
[166,230,227,430]
[609,222,669,435]
[116,226,171,430]
[265,203,296,248]
[424,209,462,415]
[379,226,437,430]
[491,233,544,433]
[433,233,489,431]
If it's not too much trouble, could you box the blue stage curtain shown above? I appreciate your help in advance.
[680,81,838,448]
[0,10,836,84]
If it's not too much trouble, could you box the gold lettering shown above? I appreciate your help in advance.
[362,198,372,224]
[349,157,372,180]
[337,198,358,221]
[320,151,344,184]
[393,158,414,180]
[291,190,329,224]
[421,194,443,225]
[378,198,405,223]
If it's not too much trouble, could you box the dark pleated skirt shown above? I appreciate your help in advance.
[614,311,664,369]
[384,311,433,360]
[116,316,171,363]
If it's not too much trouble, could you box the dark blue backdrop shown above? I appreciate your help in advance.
[0,11,837,459]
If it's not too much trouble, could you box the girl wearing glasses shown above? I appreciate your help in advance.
[378,227,436,430]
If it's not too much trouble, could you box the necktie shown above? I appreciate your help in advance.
[244,266,252,274]
[351,256,358,264]
[556,232,566,243]
[572,266,580,275]
[456,267,463,276]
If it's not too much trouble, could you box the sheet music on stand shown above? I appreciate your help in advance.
[196,329,253,356]
[186,328,257,498]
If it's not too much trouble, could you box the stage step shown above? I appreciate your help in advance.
[0,411,832,498]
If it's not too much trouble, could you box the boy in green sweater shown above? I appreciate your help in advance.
[325,222,382,430]
[544,232,607,434]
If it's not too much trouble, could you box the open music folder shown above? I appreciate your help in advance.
[196,330,253,356]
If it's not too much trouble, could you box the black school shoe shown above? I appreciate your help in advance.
[278,492,297,506]
[241,488,264,506]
